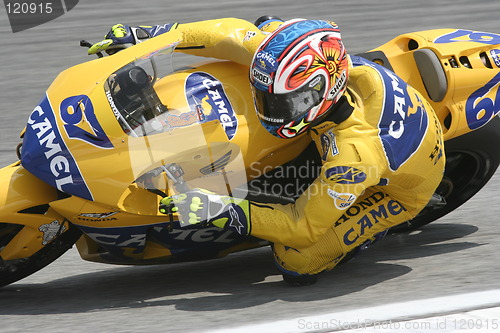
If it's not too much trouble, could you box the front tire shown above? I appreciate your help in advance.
[0,223,81,288]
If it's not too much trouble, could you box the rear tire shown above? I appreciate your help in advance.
[0,223,81,288]
[390,116,500,232]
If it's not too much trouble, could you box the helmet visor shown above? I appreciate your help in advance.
[253,78,325,125]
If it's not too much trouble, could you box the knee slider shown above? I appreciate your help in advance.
[273,244,311,275]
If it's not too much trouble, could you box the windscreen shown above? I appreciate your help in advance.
[104,43,188,137]
[101,42,250,215]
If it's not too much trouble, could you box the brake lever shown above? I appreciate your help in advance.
[135,163,190,230]
[162,164,190,193]
[80,39,104,58]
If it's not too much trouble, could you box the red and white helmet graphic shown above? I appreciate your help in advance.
[251,19,349,138]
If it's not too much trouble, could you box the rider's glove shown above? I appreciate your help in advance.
[88,23,178,55]
[159,189,251,235]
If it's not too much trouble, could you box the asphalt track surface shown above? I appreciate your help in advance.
[1,1,500,332]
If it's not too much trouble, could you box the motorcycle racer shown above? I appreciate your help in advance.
[90,17,445,285]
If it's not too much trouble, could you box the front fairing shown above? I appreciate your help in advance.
[21,30,311,213]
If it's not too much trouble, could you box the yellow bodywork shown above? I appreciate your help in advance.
[367,28,500,140]
[1,25,499,264]
[0,26,308,263]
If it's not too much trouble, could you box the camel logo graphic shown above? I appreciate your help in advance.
[185,72,238,140]
[4,0,79,33]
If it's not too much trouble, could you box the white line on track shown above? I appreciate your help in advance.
[204,289,500,333]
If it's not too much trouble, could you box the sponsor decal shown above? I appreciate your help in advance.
[325,166,367,184]
[22,94,93,200]
[77,217,117,222]
[243,31,257,42]
[60,95,113,149]
[227,206,245,234]
[377,67,429,171]
[343,199,407,246]
[149,24,177,37]
[38,220,66,245]
[335,191,386,227]
[490,49,500,68]
[258,114,284,123]
[434,29,500,45]
[105,89,121,119]
[327,71,347,101]
[163,111,200,129]
[77,224,240,257]
[78,212,119,222]
[80,212,118,218]
[327,189,357,210]
[465,72,500,130]
[252,68,273,86]
[320,130,339,161]
[168,227,238,244]
[72,217,249,261]
[185,72,238,140]
[429,114,444,165]
[255,51,278,72]
[351,57,429,171]
[84,231,146,248]
[309,76,324,91]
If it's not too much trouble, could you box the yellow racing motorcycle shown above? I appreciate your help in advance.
[0,27,499,287]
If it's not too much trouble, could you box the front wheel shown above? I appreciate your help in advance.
[390,116,500,232]
[0,222,81,288]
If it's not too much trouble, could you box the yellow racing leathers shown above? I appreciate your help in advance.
[250,57,445,275]
[171,18,445,275]
[172,18,268,66]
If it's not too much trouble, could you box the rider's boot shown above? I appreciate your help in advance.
[282,272,319,286]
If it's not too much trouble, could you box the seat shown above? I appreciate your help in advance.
[413,48,448,102]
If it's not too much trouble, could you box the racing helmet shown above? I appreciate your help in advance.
[250,19,349,138]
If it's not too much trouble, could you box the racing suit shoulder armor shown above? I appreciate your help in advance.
[345,64,388,126]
